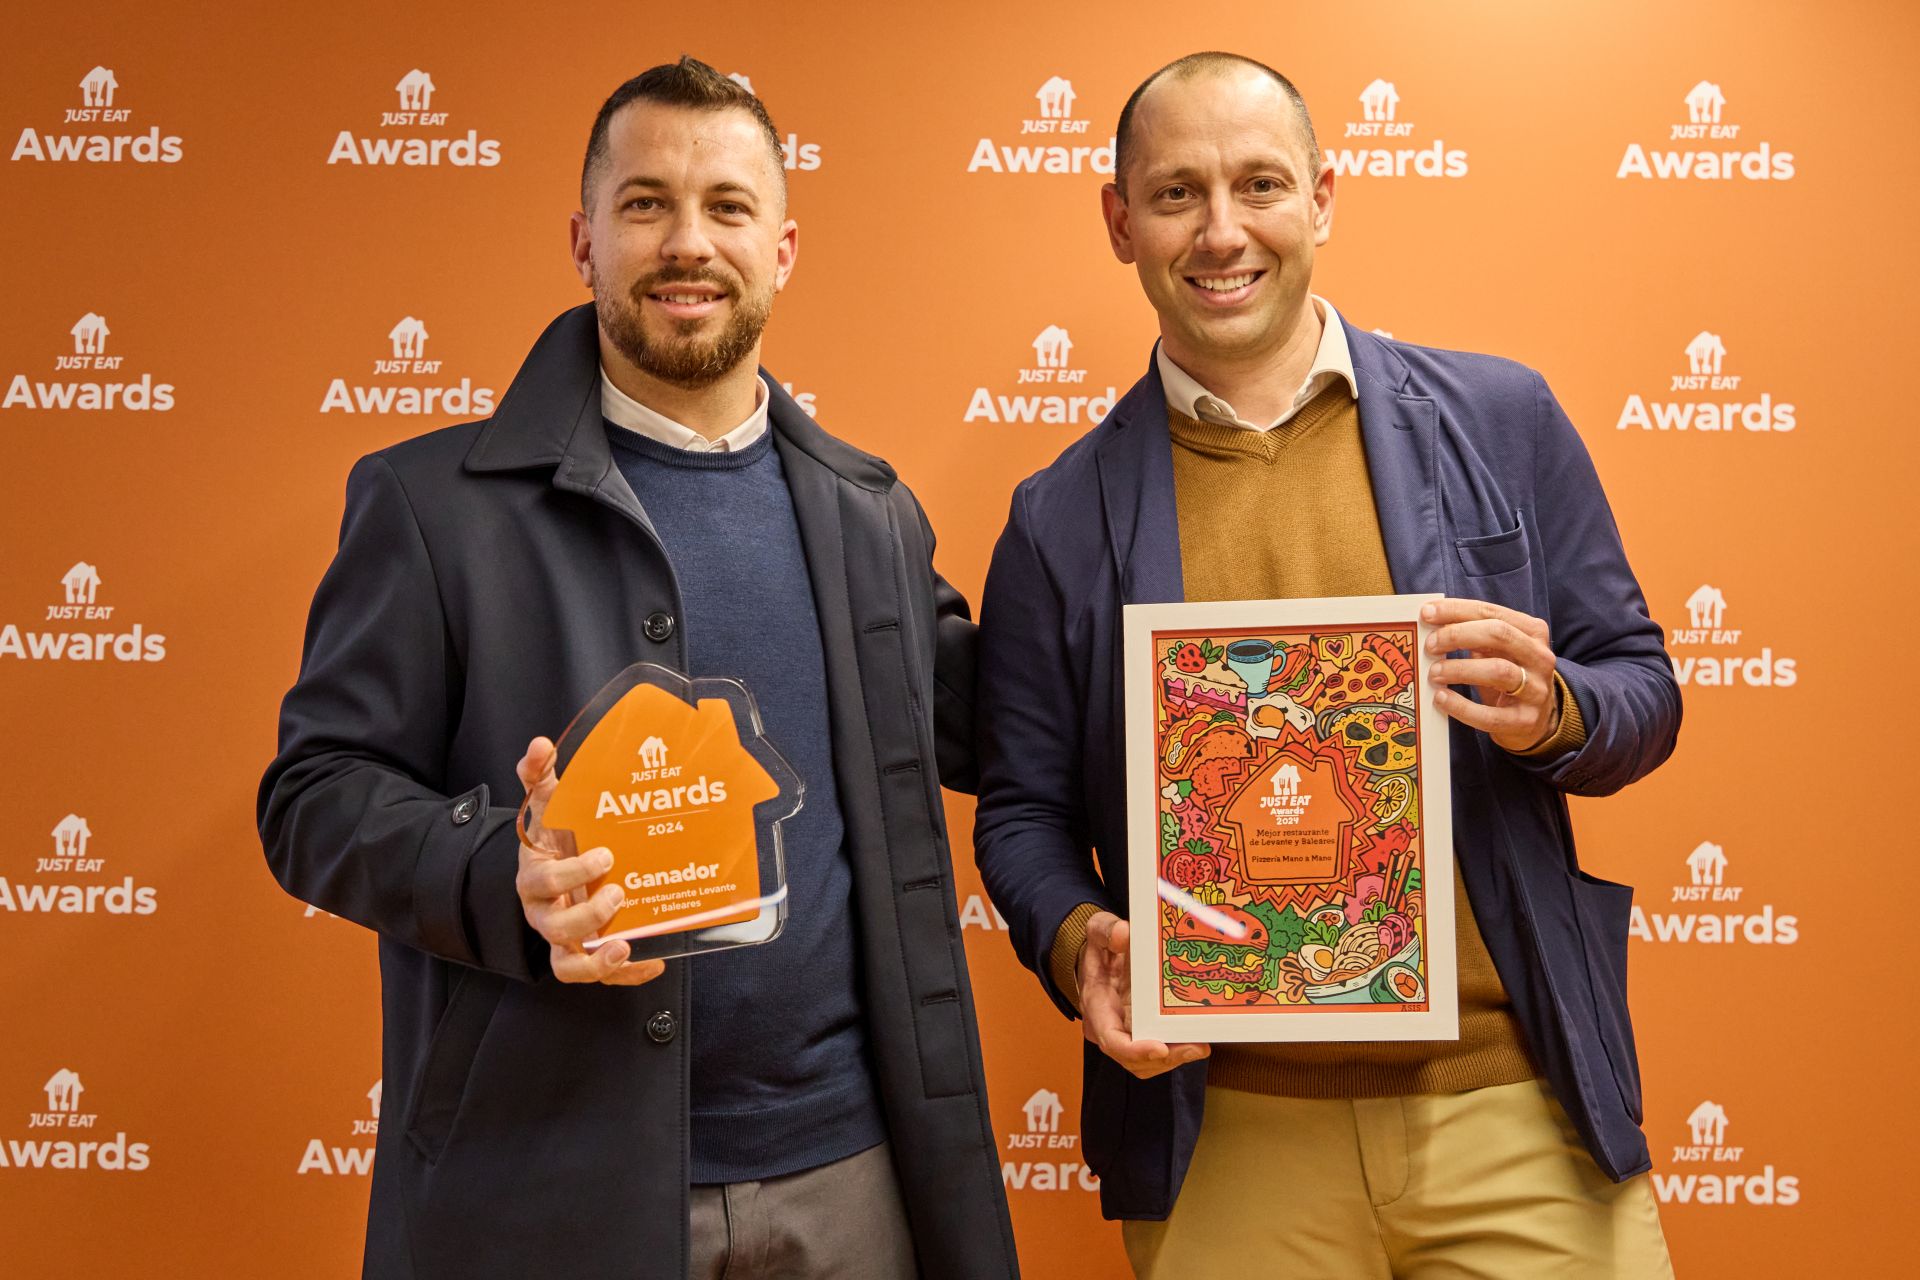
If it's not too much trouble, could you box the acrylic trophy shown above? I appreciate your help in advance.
[516,663,802,962]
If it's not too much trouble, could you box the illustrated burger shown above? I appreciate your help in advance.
[1164,903,1270,1005]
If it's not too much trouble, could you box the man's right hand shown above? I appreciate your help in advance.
[1078,911,1210,1079]
[514,737,666,986]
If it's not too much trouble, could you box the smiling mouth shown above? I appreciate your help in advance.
[1185,270,1264,294]
[648,290,727,304]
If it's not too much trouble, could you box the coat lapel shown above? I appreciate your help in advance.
[772,389,856,656]
[1348,321,1446,597]
[1095,356,1186,605]
[463,303,659,537]
[767,374,898,723]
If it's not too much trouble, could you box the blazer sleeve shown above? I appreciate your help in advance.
[973,484,1118,1018]
[257,454,543,982]
[1513,372,1683,796]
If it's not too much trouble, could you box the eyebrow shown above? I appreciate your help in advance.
[1142,156,1298,187]
[612,176,760,200]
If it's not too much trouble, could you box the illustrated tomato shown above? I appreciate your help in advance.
[1163,850,1211,889]
[1174,643,1207,673]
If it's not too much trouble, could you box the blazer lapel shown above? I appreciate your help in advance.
[1095,356,1186,605]
[1348,322,1446,596]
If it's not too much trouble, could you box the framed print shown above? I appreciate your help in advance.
[1125,595,1458,1043]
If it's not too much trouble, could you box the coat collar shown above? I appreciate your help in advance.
[1093,318,1444,603]
[464,304,895,496]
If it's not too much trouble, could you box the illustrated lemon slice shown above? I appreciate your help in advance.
[1372,773,1417,827]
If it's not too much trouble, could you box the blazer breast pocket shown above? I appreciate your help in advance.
[1452,513,1536,614]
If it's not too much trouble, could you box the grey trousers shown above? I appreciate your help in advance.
[689,1141,918,1280]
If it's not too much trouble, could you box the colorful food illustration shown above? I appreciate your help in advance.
[1161,640,1251,720]
[1152,626,1430,1014]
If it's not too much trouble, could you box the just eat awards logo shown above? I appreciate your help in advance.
[1001,1086,1099,1194]
[3,312,177,413]
[968,76,1114,176]
[319,315,497,417]
[1618,80,1795,181]
[0,812,160,919]
[1630,840,1798,946]
[958,892,1009,931]
[723,71,821,171]
[0,562,167,664]
[1326,79,1469,179]
[11,66,184,165]
[327,69,502,168]
[1616,329,1795,435]
[964,323,1116,425]
[297,1079,380,1177]
[1667,584,1795,688]
[1652,1100,1800,1207]
[1,1070,152,1174]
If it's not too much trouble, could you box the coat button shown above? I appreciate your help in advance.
[450,797,477,825]
[643,612,675,643]
[646,1011,677,1044]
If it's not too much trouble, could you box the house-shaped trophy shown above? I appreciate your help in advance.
[517,663,802,963]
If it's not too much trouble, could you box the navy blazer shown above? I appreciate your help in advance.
[973,322,1681,1219]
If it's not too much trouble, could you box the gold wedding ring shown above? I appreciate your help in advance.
[1505,667,1529,697]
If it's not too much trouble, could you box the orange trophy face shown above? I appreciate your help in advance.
[519,664,802,961]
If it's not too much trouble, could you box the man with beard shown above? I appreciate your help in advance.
[261,58,1015,1280]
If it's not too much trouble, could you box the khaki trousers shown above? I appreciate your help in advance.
[1123,1081,1673,1279]
[690,1141,918,1280]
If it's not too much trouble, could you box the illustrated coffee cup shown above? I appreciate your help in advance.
[1225,638,1279,695]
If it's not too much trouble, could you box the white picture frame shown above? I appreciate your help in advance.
[1124,595,1458,1044]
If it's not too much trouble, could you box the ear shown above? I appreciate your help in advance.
[773,217,799,293]
[1311,165,1336,247]
[1100,182,1136,265]
[568,210,594,289]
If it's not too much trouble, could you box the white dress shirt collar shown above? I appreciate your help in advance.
[1157,296,1358,432]
[599,368,770,453]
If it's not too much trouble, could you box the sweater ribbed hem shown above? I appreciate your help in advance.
[1049,901,1105,1011]
[691,1070,888,1185]
[1207,1020,1538,1099]
[1511,672,1589,758]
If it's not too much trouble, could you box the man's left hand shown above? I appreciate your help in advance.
[1422,597,1559,753]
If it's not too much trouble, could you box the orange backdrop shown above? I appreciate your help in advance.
[4,1,1916,1275]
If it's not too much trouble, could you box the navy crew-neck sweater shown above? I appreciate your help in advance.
[607,422,885,1185]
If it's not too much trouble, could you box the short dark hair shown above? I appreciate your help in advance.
[1113,52,1321,196]
[580,56,787,209]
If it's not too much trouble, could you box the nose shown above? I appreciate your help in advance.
[659,207,715,265]
[1194,191,1249,259]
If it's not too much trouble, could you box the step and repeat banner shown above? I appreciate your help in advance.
[4,1,1914,1275]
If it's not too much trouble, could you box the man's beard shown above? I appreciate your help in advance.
[594,264,773,390]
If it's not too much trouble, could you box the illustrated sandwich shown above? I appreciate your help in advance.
[1163,903,1269,1005]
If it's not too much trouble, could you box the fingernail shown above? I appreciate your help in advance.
[592,848,614,872]
[1430,661,1446,679]
[601,885,623,906]
[1420,604,1435,620]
